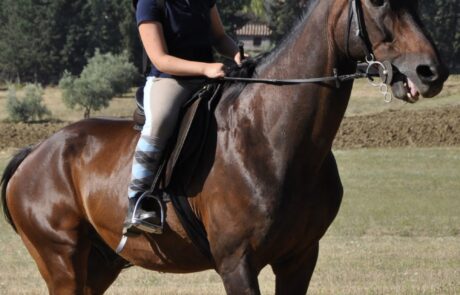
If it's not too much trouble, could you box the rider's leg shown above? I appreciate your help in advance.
[124,77,203,233]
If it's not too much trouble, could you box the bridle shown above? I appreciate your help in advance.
[345,0,395,101]
[346,0,375,62]
[216,0,394,101]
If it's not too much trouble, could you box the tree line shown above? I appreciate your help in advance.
[0,0,458,85]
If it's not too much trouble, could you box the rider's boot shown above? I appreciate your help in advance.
[123,135,163,236]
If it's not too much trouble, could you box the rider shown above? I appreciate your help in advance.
[124,0,243,234]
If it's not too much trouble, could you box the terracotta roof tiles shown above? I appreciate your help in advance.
[236,22,272,37]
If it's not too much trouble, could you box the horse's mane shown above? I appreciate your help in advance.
[222,0,320,97]
[257,0,320,71]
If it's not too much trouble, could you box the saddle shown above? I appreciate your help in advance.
[134,83,221,187]
[125,58,259,259]
[131,82,223,260]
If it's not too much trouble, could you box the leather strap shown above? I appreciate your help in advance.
[346,0,375,61]
[209,71,375,87]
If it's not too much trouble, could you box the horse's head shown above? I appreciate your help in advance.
[336,0,449,102]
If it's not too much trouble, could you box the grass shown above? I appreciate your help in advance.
[0,75,458,293]
[0,87,136,122]
[1,147,459,294]
[0,75,459,123]
[345,75,460,117]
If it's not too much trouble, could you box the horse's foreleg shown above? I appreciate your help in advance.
[217,254,261,295]
[271,242,319,295]
[271,151,342,294]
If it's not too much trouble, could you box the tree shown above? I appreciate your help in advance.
[265,0,309,44]
[0,0,55,82]
[419,0,459,72]
[2,0,455,81]
[247,0,267,21]
[217,0,252,37]
[7,83,51,122]
[59,51,138,118]
[0,0,138,83]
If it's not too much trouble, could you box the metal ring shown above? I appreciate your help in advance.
[383,91,393,103]
[366,60,387,87]
[379,83,388,94]
[365,53,376,63]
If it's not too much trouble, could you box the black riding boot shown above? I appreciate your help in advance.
[123,136,164,235]
[123,193,162,236]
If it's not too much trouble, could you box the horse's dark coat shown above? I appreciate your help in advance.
[1,0,448,294]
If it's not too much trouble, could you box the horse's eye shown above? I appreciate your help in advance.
[369,0,385,7]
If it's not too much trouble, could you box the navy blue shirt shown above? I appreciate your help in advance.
[136,0,216,77]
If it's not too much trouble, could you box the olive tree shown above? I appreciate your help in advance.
[59,51,138,118]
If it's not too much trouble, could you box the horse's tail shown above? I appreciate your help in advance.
[1,146,36,232]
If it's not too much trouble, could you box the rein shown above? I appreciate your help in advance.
[214,70,374,87]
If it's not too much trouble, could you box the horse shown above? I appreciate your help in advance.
[1,0,448,294]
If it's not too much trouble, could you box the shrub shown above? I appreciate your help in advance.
[6,83,51,122]
[59,50,138,118]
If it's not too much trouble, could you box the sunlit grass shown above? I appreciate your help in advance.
[1,147,459,294]
[331,147,460,237]
[347,75,460,117]
[0,87,136,122]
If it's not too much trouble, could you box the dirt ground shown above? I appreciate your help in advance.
[0,105,459,150]
[334,105,460,149]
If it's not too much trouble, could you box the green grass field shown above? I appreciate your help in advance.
[1,148,459,294]
[346,75,460,117]
[0,76,459,293]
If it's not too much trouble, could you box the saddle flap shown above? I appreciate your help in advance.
[163,84,222,188]
[164,96,203,186]
[132,83,222,191]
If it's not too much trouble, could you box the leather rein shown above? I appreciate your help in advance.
[216,0,393,92]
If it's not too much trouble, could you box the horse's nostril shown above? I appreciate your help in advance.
[417,65,438,82]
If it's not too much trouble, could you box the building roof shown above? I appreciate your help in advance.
[236,22,272,37]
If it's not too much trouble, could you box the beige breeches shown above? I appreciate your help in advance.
[141,76,204,149]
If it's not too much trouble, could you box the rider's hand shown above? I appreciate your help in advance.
[234,52,250,67]
[203,63,225,78]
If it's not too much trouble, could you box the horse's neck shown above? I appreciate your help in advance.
[259,1,336,81]
[224,0,354,185]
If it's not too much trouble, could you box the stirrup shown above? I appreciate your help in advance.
[117,192,165,253]
[129,191,165,234]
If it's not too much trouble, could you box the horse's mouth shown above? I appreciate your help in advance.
[391,76,420,103]
[388,58,448,103]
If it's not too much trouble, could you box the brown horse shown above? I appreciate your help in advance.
[1,0,448,294]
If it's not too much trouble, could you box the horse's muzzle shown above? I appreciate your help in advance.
[390,54,449,102]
